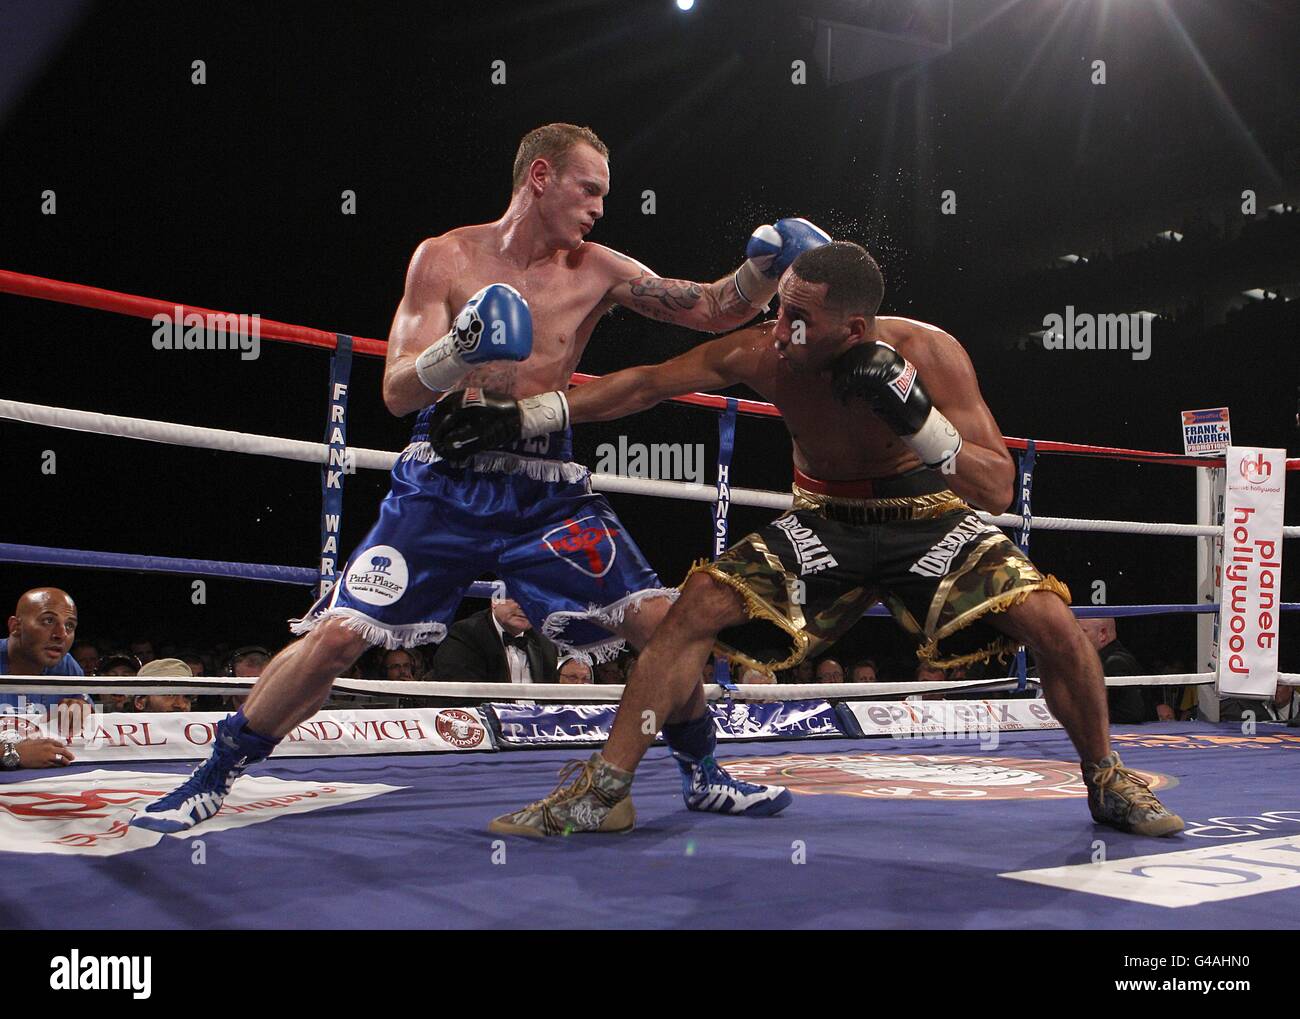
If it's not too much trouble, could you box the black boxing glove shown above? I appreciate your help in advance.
[430,388,568,458]
[831,342,962,469]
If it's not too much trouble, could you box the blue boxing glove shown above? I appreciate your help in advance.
[414,283,532,393]
[734,217,831,308]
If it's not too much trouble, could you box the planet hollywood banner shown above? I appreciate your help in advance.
[0,707,493,761]
[489,698,844,748]
[1218,446,1286,697]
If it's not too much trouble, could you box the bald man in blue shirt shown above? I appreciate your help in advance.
[1,588,90,766]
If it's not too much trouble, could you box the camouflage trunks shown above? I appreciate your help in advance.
[689,468,1070,674]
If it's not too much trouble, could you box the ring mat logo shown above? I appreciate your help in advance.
[722,751,1175,801]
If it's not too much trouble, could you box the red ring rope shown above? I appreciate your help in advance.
[2,268,1293,470]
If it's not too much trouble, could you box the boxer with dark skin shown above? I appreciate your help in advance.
[448,242,1182,837]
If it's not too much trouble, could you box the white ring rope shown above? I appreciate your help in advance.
[7,674,1297,699]
[3,399,1298,538]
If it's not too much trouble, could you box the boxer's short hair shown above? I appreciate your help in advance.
[791,241,884,317]
[512,123,609,190]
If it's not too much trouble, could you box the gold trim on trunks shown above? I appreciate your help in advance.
[925,532,1007,636]
[682,560,811,675]
[916,574,1073,669]
[792,484,968,524]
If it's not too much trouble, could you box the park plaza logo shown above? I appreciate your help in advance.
[345,545,408,605]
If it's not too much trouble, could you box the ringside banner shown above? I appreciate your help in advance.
[0,707,493,761]
[489,698,843,747]
[844,699,1061,737]
[1218,446,1286,697]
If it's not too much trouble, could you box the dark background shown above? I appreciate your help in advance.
[2,0,1298,676]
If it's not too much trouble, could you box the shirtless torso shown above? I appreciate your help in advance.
[382,224,754,417]
[566,314,1016,512]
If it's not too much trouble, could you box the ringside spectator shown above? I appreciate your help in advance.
[431,598,559,684]
[850,659,878,683]
[71,641,100,675]
[815,658,845,683]
[1077,617,1173,723]
[558,656,594,685]
[383,647,424,682]
[132,659,194,713]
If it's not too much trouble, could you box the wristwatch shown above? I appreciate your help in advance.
[1,733,21,770]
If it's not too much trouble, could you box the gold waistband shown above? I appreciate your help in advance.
[791,484,968,524]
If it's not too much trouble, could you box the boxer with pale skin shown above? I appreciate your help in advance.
[439,241,1183,838]
[136,122,828,833]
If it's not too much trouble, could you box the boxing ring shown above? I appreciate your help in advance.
[2,269,1299,930]
[5,727,1300,929]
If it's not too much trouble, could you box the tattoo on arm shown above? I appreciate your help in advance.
[629,275,704,322]
[459,362,519,395]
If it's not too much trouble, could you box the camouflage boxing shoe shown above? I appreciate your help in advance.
[1082,751,1184,837]
[489,753,635,837]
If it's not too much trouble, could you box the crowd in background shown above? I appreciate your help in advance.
[8,584,1291,739]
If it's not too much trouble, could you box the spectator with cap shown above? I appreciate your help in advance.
[132,658,195,712]
[98,653,140,676]
[96,652,141,712]
[431,597,559,684]
[94,649,140,712]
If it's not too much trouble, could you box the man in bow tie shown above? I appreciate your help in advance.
[429,596,560,684]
